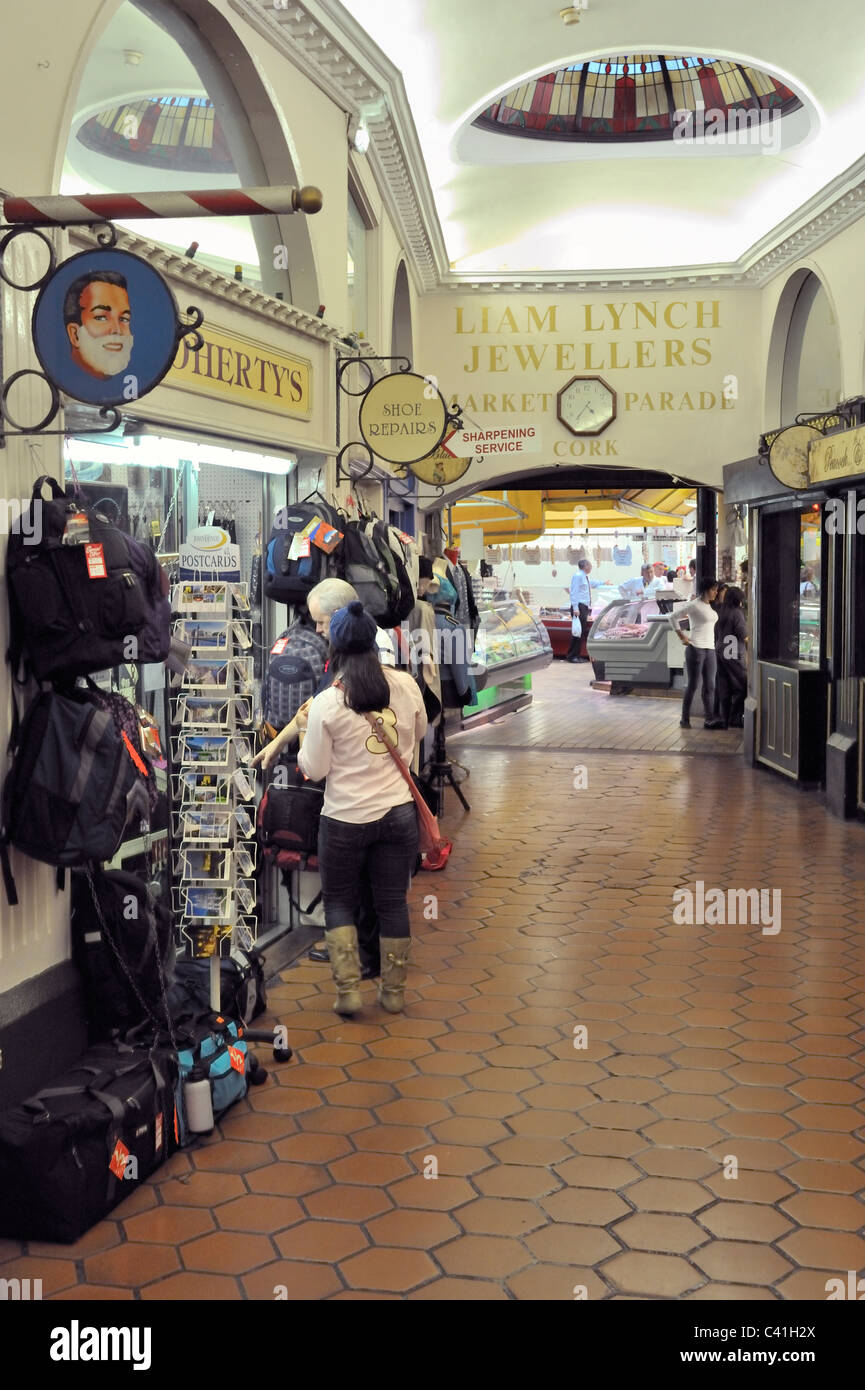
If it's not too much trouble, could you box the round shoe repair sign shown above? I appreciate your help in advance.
[32,247,181,408]
[358,371,448,466]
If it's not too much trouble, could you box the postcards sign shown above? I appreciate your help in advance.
[179,526,241,581]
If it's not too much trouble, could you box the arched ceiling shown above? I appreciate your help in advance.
[338,0,865,277]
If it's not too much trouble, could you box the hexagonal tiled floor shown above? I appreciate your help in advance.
[3,667,864,1299]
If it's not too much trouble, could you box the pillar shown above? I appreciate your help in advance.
[695,487,717,581]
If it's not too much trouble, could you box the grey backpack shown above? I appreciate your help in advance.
[262,622,328,730]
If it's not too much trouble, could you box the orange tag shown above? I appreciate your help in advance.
[109,1138,130,1179]
[122,730,148,777]
[85,543,106,579]
[270,637,289,655]
[173,1104,179,1145]
[228,1046,246,1074]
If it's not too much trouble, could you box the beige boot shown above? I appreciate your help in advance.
[324,925,362,1015]
[379,937,410,1014]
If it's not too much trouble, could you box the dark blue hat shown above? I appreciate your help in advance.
[329,600,378,653]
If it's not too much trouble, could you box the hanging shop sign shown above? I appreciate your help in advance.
[358,371,448,466]
[446,423,542,457]
[766,424,821,490]
[179,526,241,582]
[169,326,312,420]
[31,248,186,409]
[808,424,865,486]
[409,444,472,486]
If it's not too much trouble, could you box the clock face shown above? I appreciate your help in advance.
[557,375,616,437]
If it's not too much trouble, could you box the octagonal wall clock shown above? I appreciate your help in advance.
[557,375,617,437]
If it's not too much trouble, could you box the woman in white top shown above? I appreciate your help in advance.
[668,577,724,729]
[293,602,427,1016]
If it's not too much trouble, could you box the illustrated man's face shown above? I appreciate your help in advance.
[67,281,133,378]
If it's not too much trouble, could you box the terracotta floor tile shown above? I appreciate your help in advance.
[329,1152,414,1186]
[603,1251,702,1297]
[692,1241,793,1285]
[181,1230,275,1276]
[614,1213,707,1255]
[29,1222,121,1260]
[459,1197,547,1237]
[50,1284,135,1301]
[216,1194,304,1233]
[1,1256,78,1295]
[299,1105,377,1134]
[242,1260,342,1301]
[698,1202,793,1242]
[779,1228,865,1270]
[366,1209,461,1248]
[388,1174,477,1211]
[85,1243,180,1288]
[489,1136,572,1167]
[449,1091,527,1119]
[538,1188,630,1225]
[552,1155,640,1191]
[303,1185,393,1223]
[340,1247,438,1292]
[686,1283,778,1301]
[473,1164,562,1200]
[272,1133,352,1164]
[438,1233,531,1277]
[123,1206,214,1244]
[628,1178,713,1214]
[407,1276,510,1300]
[140,1273,240,1301]
[507,1264,610,1301]
[275,1220,367,1263]
[246,1162,331,1198]
[524,1224,620,1265]
[782,1160,865,1194]
[780,1192,865,1230]
[565,1130,647,1159]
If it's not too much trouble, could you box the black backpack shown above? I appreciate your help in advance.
[262,621,328,730]
[6,476,163,682]
[363,518,415,625]
[71,868,176,1042]
[264,501,341,605]
[0,688,153,905]
[337,520,396,622]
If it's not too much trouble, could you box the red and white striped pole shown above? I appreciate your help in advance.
[2,185,323,225]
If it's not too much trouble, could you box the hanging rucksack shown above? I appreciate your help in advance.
[71,867,176,1042]
[262,621,328,730]
[363,518,415,625]
[337,520,394,621]
[0,688,153,906]
[6,476,167,682]
[264,501,340,605]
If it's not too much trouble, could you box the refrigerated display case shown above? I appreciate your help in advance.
[459,599,553,727]
[587,597,686,687]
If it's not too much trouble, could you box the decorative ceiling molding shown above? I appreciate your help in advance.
[230,0,865,295]
[229,0,448,292]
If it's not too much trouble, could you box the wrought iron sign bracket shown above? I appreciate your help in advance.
[0,220,204,446]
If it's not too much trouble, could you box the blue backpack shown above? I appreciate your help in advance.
[264,502,340,605]
[174,1011,249,1145]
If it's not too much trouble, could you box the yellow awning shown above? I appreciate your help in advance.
[449,488,694,543]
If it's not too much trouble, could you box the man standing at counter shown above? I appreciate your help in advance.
[567,559,592,663]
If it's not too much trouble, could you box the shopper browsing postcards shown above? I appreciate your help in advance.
[293,601,428,1017]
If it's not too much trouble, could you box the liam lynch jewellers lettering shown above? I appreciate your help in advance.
[169,327,312,418]
[458,300,719,375]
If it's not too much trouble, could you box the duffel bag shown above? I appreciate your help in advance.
[173,1011,249,1146]
[0,1040,177,1243]
[166,949,267,1027]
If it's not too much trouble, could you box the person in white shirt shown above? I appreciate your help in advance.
[668,577,724,729]
[293,602,428,1015]
[567,560,592,662]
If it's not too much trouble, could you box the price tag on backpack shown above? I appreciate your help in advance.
[85,543,107,579]
[228,1045,246,1074]
[270,636,289,655]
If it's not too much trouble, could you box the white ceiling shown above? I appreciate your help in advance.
[339,0,865,275]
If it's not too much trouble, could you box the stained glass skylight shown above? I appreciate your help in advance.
[473,56,801,141]
[76,97,235,173]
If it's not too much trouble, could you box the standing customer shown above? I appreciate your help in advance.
[294,602,428,1015]
[567,559,593,662]
[668,577,725,729]
[715,586,747,728]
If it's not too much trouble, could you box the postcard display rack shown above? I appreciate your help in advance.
[171,580,258,1006]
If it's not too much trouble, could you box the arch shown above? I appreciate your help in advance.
[777,269,842,421]
[63,0,320,308]
[390,259,413,362]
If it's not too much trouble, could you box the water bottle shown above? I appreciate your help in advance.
[183,1065,214,1133]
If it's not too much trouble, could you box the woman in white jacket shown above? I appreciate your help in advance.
[292,602,427,1016]
[668,577,724,729]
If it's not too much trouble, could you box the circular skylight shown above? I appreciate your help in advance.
[76,96,235,173]
[473,55,802,142]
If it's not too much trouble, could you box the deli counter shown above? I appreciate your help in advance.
[587,596,686,688]
[458,598,553,728]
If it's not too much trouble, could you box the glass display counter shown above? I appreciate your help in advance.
[587,597,686,687]
[458,599,553,728]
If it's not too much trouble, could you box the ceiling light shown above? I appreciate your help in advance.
[559,4,581,24]
[348,115,370,154]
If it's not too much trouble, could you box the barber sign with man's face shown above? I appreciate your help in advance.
[32,247,183,407]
